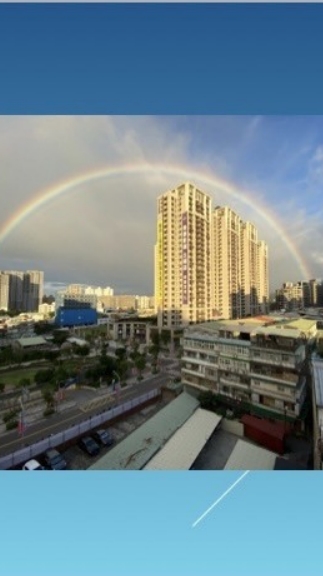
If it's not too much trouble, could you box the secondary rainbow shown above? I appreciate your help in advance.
[0,162,311,280]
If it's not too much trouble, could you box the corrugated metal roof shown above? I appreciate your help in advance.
[89,392,199,470]
[144,409,222,470]
[224,439,277,470]
[312,357,323,408]
[17,336,47,347]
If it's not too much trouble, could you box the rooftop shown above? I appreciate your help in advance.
[224,439,277,470]
[88,392,199,470]
[144,408,222,470]
[16,336,48,347]
[284,319,317,332]
[252,326,303,339]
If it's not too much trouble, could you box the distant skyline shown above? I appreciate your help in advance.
[0,115,322,294]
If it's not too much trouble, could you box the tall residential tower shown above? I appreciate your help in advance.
[155,182,213,328]
[155,182,269,327]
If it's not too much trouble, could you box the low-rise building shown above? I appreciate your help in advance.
[181,319,307,424]
[311,353,323,470]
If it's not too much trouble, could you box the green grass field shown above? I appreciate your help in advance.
[0,356,98,390]
[0,368,41,388]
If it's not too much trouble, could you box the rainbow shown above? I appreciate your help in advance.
[0,162,311,279]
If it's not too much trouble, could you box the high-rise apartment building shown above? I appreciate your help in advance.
[0,272,10,311]
[155,182,213,328]
[22,270,44,312]
[213,207,242,319]
[2,270,43,312]
[4,270,24,311]
[155,182,269,327]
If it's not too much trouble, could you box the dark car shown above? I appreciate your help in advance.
[78,436,100,456]
[92,429,115,447]
[44,449,67,470]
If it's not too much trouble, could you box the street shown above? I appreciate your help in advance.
[0,371,174,458]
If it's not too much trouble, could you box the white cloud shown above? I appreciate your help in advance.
[0,116,320,293]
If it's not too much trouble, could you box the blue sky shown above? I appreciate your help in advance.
[0,115,322,294]
[1,471,322,576]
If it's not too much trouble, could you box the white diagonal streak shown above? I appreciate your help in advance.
[192,470,250,528]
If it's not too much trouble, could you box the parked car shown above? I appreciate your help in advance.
[43,449,67,470]
[22,459,44,471]
[92,429,115,447]
[78,436,100,456]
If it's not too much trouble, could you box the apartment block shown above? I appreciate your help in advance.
[155,182,213,328]
[275,280,323,311]
[23,270,44,312]
[56,289,97,310]
[155,182,269,328]
[2,269,43,312]
[181,319,307,423]
[0,272,10,311]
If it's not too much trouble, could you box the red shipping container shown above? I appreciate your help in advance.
[241,414,286,454]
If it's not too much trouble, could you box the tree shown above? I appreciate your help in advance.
[134,353,146,380]
[0,382,5,393]
[44,350,60,363]
[73,344,90,357]
[115,347,127,360]
[161,329,171,347]
[53,330,69,346]
[18,377,31,389]
[42,387,55,414]
[116,358,129,382]
[34,368,55,385]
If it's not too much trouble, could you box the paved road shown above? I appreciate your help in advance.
[0,372,172,458]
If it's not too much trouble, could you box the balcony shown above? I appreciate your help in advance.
[250,354,296,369]
[219,377,250,391]
[250,368,298,385]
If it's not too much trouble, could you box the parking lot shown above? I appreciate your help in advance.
[54,400,170,470]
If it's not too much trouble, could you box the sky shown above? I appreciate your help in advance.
[0,115,322,295]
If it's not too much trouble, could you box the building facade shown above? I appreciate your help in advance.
[0,272,10,311]
[275,280,323,311]
[2,270,43,312]
[213,209,269,319]
[155,182,269,328]
[181,320,307,423]
[23,270,44,312]
[155,182,213,328]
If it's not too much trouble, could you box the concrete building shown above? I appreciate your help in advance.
[107,317,154,344]
[154,182,269,328]
[38,302,55,315]
[181,319,307,423]
[311,353,323,470]
[4,270,24,311]
[275,280,323,311]
[0,272,10,311]
[22,270,44,312]
[84,286,114,297]
[2,270,43,312]
[213,208,269,319]
[155,182,213,329]
[55,289,97,310]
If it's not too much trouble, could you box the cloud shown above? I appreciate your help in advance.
[0,116,321,294]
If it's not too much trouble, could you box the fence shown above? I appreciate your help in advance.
[0,388,161,470]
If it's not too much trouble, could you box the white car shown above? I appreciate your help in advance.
[22,459,44,471]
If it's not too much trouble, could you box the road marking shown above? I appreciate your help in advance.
[192,470,250,528]
[0,385,159,451]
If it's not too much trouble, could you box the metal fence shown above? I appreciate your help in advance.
[0,388,161,470]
